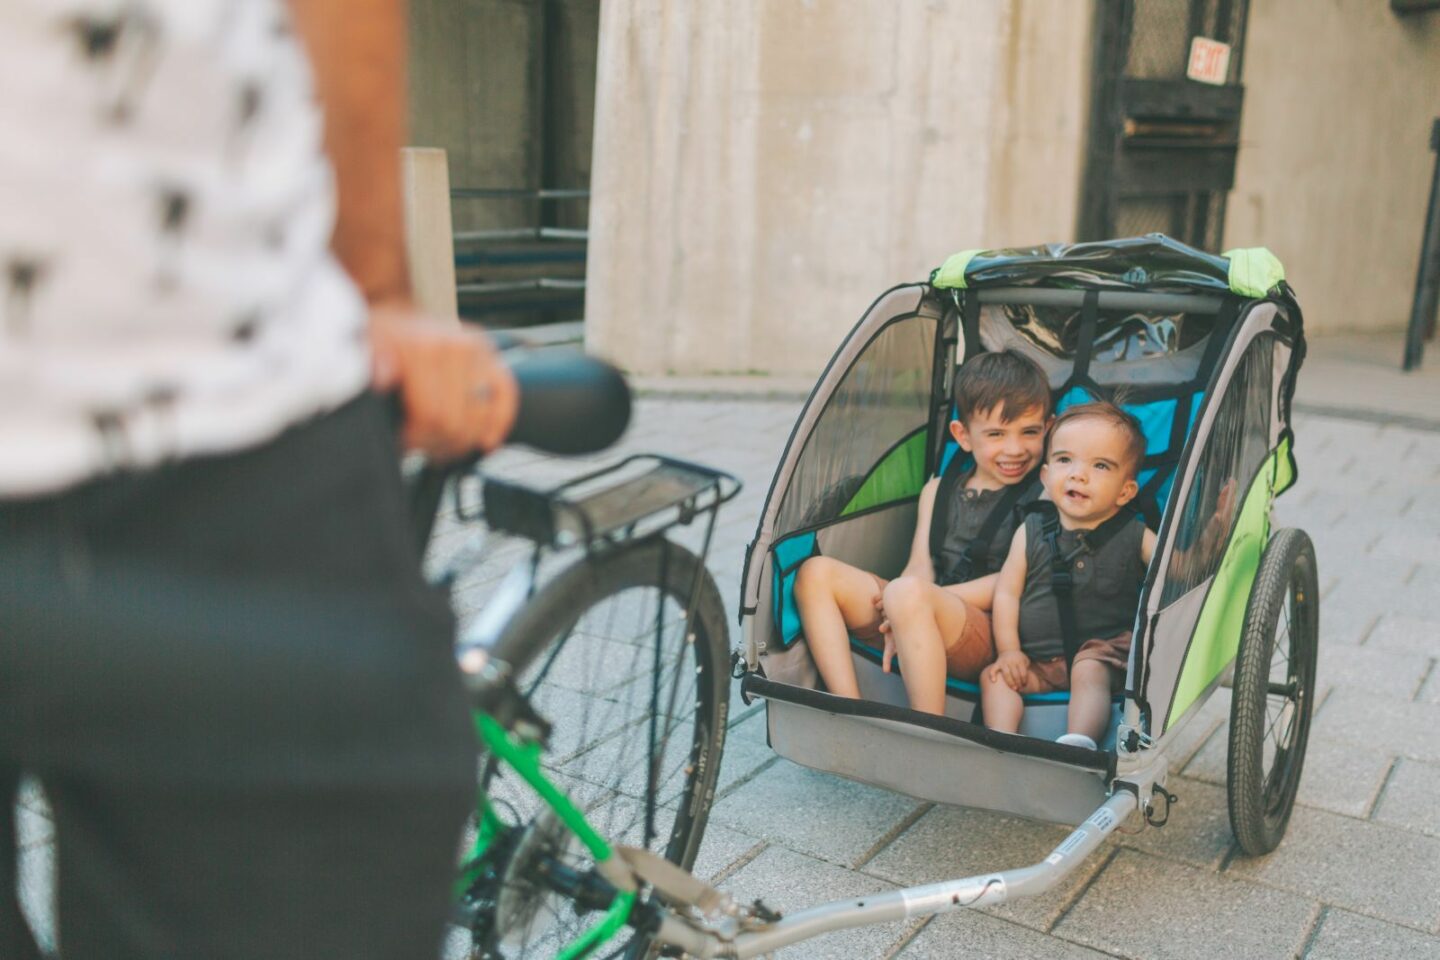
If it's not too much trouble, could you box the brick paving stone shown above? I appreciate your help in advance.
[1316,640,1432,699]
[1421,665,1440,703]
[1311,687,1440,763]
[898,910,1115,959]
[717,845,914,959]
[17,837,55,953]
[1116,776,1235,870]
[1053,849,1317,960]
[1303,907,1440,960]
[1183,729,1393,819]
[1225,805,1440,929]
[708,759,925,868]
[1370,532,1440,567]
[15,800,52,850]
[864,805,1111,934]
[1366,614,1440,659]
[690,821,767,884]
[1371,758,1440,839]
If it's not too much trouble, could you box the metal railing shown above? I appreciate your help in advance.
[451,187,589,318]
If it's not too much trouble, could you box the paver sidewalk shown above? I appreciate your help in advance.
[15,334,1440,959]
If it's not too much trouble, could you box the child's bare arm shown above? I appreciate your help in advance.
[898,477,940,582]
[1141,527,1157,566]
[988,527,1031,690]
[945,573,998,611]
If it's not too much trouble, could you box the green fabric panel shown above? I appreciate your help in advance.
[931,248,986,290]
[1164,446,1282,729]
[1273,432,1296,496]
[841,429,928,516]
[1223,247,1286,298]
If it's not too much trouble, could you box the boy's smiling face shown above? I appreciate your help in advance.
[951,404,1048,490]
[1043,416,1140,527]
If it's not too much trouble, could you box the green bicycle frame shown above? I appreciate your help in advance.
[460,713,636,960]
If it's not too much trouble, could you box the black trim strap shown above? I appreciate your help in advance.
[739,673,1113,774]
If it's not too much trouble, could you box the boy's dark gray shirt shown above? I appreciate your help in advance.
[931,469,1042,585]
[1016,511,1146,660]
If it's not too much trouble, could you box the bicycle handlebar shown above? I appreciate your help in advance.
[403,352,633,551]
[507,352,631,455]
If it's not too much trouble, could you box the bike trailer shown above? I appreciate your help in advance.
[736,236,1314,840]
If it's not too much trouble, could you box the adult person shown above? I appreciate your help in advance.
[0,1,513,956]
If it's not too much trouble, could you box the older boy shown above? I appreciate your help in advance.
[796,350,1052,715]
[983,401,1158,749]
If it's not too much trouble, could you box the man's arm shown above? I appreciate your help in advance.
[288,0,517,457]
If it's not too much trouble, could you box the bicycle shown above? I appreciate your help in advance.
[416,354,1155,960]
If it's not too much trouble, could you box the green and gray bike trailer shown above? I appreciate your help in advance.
[737,235,1316,853]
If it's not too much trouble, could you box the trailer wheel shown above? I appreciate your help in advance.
[1227,527,1319,856]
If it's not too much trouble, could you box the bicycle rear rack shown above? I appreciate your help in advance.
[471,454,742,552]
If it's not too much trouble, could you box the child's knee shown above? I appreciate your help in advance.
[794,556,836,600]
[882,576,929,618]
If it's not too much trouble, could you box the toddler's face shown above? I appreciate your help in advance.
[952,404,1048,488]
[1043,417,1139,526]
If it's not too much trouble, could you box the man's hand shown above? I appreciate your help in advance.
[369,303,519,460]
[985,650,1031,691]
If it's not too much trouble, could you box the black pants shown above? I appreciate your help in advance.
[0,394,475,958]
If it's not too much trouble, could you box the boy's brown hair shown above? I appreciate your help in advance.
[952,350,1052,425]
[1047,400,1147,477]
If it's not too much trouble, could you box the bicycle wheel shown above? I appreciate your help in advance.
[1227,527,1319,857]
[453,538,730,960]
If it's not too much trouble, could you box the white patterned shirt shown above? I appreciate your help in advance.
[0,0,369,496]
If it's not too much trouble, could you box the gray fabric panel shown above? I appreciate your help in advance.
[1145,303,1278,616]
[744,552,775,665]
[764,700,1110,826]
[1138,576,1213,732]
[814,501,918,581]
[851,655,1122,747]
[1141,301,1280,723]
[740,284,932,611]
[978,305,1215,388]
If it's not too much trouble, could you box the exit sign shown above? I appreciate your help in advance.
[1187,37,1232,86]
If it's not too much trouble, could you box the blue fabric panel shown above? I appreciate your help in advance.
[1055,385,1098,414]
[1122,398,1178,457]
[772,532,818,648]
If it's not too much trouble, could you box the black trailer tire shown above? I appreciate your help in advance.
[1227,527,1319,857]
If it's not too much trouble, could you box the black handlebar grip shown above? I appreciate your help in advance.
[508,353,631,455]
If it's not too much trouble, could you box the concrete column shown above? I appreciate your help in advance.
[401,147,459,321]
[1225,2,1440,334]
[585,0,1093,376]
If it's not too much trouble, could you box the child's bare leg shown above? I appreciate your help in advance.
[1066,660,1114,742]
[980,668,1024,732]
[794,557,885,698]
[882,577,972,715]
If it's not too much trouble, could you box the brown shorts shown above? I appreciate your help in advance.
[1027,632,1132,694]
[943,602,995,682]
[853,575,996,683]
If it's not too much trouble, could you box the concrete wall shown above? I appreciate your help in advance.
[585,0,1095,376]
[1225,3,1440,334]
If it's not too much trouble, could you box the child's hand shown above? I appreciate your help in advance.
[986,650,1031,691]
[881,631,897,673]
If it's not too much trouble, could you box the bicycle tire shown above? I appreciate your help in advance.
[458,537,730,959]
[1226,527,1319,857]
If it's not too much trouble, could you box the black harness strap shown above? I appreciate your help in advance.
[961,291,982,362]
[929,460,1038,584]
[1026,501,1139,666]
[1070,290,1100,388]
